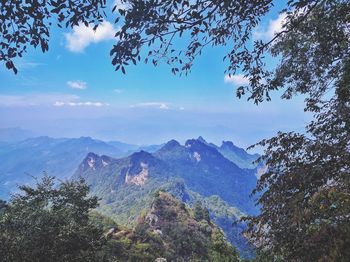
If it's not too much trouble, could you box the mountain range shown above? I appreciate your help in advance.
[74,137,260,258]
[0,134,261,258]
[0,136,161,199]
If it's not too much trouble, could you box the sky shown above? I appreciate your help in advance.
[0,0,310,150]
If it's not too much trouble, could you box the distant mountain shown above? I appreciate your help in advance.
[107,140,139,153]
[196,136,260,169]
[138,143,165,153]
[217,141,260,169]
[0,127,36,142]
[74,137,258,257]
[0,136,139,199]
[154,138,258,214]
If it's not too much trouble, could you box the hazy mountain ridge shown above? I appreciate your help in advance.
[0,136,160,199]
[0,127,36,143]
[196,136,260,169]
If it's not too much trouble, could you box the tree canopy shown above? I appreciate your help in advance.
[1,0,106,74]
[4,0,347,105]
[0,176,103,262]
[244,70,350,261]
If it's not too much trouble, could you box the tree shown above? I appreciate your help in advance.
[0,176,103,262]
[0,199,6,216]
[0,0,106,73]
[243,61,350,261]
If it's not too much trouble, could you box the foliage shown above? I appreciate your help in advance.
[244,60,350,259]
[0,0,106,74]
[0,171,242,262]
[135,192,240,261]
[193,201,210,222]
[112,0,347,105]
[4,0,345,106]
[111,0,271,80]
[0,199,6,216]
[89,192,240,261]
[0,176,103,262]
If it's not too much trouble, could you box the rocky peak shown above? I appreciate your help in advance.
[80,152,112,171]
[123,151,159,186]
[197,136,207,144]
[162,139,181,150]
[185,139,220,157]
[129,150,156,166]
[221,141,235,148]
[83,152,100,170]
[125,161,149,186]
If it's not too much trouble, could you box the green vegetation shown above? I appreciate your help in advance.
[0,176,102,262]
[131,191,240,261]
[0,177,240,261]
[242,2,350,261]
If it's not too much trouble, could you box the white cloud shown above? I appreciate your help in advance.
[65,20,117,52]
[0,94,80,107]
[54,101,109,107]
[254,13,287,40]
[0,94,109,108]
[67,80,87,90]
[179,106,185,111]
[224,74,249,86]
[130,102,170,110]
[114,89,124,94]
[53,101,65,107]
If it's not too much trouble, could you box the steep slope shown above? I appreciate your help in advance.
[97,192,240,262]
[218,141,260,169]
[154,138,258,214]
[196,136,260,169]
[137,191,240,261]
[74,150,174,224]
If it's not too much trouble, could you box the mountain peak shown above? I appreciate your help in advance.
[221,141,235,148]
[78,136,94,142]
[130,150,153,158]
[155,139,182,154]
[86,152,99,159]
[164,139,181,148]
[197,136,207,143]
[129,150,157,166]
[185,138,210,150]
[81,152,101,171]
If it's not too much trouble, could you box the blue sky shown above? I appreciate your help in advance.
[0,1,310,150]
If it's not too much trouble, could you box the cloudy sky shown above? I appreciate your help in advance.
[0,0,310,149]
